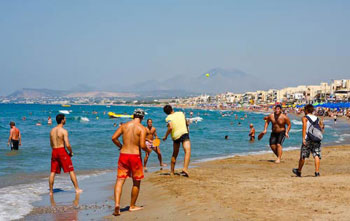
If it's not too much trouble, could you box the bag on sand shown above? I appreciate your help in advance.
[306,116,323,142]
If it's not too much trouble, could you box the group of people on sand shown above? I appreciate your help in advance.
[47,104,191,216]
[257,104,324,177]
[7,102,324,217]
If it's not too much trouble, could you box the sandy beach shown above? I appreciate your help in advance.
[23,144,350,221]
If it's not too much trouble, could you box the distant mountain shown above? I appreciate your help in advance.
[7,67,275,99]
[7,88,67,98]
[126,67,274,95]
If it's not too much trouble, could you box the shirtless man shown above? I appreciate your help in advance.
[143,119,167,172]
[261,104,291,163]
[8,122,21,150]
[49,114,82,195]
[111,109,148,216]
[249,124,255,142]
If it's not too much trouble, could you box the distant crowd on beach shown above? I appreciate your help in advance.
[4,103,329,217]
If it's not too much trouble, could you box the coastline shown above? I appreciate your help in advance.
[23,144,350,220]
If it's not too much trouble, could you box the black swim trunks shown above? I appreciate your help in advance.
[174,133,190,144]
[11,139,19,150]
[269,131,286,146]
[300,140,321,159]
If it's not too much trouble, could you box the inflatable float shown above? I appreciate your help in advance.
[108,112,133,119]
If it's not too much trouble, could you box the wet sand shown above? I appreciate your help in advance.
[25,145,350,220]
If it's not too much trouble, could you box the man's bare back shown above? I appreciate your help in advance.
[10,128,20,140]
[266,113,290,133]
[113,120,146,155]
[50,127,68,149]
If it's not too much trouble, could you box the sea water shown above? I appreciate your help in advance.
[0,104,349,220]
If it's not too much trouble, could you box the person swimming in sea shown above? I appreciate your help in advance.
[249,124,255,142]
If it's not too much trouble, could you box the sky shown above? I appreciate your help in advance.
[0,0,349,95]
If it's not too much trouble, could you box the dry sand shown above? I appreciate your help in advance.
[25,145,350,221]
[110,145,350,221]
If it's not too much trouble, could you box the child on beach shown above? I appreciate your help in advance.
[293,104,324,177]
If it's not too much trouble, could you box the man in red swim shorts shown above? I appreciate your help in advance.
[49,114,82,195]
[111,109,148,216]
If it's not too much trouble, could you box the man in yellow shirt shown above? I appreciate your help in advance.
[162,105,191,177]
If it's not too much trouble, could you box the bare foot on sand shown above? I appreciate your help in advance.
[180,170,189,177]
[275,159,281,164]
[161,163,167,167]
[113,206,120,216]
[144,167,148,172]
[129,206,143,212]
[75,188,83,194]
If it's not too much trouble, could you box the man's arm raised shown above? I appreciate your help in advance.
[112,126,123,150]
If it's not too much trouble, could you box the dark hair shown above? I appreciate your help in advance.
[9,121,15,126]
[56,114,65,124]
[275,104,282,110]
[147,119,152,123]
[134,114,144,120]
[163,105,173,115]
[304,104,314,114]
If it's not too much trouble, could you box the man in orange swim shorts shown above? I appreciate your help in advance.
[111,109,148,216]
[49,114,82,195]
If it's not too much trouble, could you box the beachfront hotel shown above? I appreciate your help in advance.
[180,79,350,106]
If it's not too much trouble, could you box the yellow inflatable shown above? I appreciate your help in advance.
[108,112,133,119]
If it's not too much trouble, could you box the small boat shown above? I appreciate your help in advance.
[61,104,71,107]
[108,112,133,119]
[59,110,70,115]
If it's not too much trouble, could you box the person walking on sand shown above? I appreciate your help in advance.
[162,105,191,177]
[49,114,82,195]
[8,122,21,150]
[111,109,148,216]
[143,119,167,172]
[293,104,324,177]
[249,124,255,142]
[260,104,291,163]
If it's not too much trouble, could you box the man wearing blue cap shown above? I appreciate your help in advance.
[261,104,291,163]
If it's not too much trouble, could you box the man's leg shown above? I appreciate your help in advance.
[154,147,167,167]
[113,178,126,216]
[143,151,150,172]
[49,172,56,195]
[314,156,320,173]
[182,140,191,175]
[275,144,283,163]
[171,142,180,175]
[69,171,83,193]
[270,144,278,156]
[298,157,305,172]
[129,180,143,212]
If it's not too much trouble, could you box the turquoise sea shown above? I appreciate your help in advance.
[0,104,349,220]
